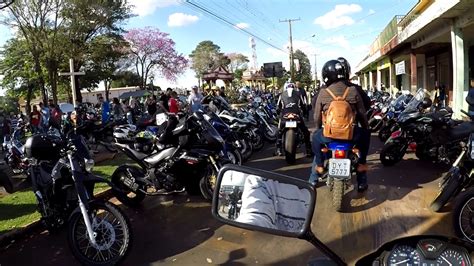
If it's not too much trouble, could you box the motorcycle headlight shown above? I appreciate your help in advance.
[84,158,95,172]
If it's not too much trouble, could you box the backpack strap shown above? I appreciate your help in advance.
[326,88,338,100]
[341,87,350,100]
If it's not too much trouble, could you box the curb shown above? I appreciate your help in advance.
[0,187,114,248]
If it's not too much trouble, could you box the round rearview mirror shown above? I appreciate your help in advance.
[213,165,316,238]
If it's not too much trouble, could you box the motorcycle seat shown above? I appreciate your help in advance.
[114,142,148,161]
[448,121,474,140]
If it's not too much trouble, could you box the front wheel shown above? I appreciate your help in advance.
[368,117,383,132]
[68,201,132,266]
[284,129,297,164]
[453,188,474,243]
[378,121,397,142]
[199,162,219,200]
[111,165,146,207]
[263,124,278,143]
[332,179,345,211]
[380,142,407,166]
[226,148,242,165]
[430,171,462,212]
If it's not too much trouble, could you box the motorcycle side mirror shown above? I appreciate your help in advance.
[212,165,346,265]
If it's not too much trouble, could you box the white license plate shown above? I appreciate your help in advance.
[285,121,297,128]
[328,159,351,178]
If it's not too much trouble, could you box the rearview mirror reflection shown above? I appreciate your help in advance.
[213,166,316,238]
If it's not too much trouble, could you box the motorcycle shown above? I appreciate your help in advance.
[3,123,29,175]
[320,141,360,211]
[377,93,413,142]
[111,111,228,205]
[281,111,303,164]
[453,187,474,244]
[379,89,472,166]
[76,112,126,153]
[431,130,474,214]
[211,164,474,266]
[24,128,131,265]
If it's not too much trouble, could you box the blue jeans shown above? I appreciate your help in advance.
[309,127,370,184]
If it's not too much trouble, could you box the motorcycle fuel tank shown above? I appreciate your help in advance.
[144,147,177,165]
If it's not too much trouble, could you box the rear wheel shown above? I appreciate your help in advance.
[284,129,297,164]
[0,164,15,194]
[111,166,146,207]
[453,188,474,243]
[332,180,344,211]
[430,171,462,212]
[380,142,407,166]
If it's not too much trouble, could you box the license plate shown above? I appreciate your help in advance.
[328,159,351,178]
[285,121,297,128]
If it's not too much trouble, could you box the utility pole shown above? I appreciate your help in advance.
[279,18,300,81]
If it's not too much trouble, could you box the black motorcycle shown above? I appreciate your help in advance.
[430,128,474,211]
[25,130,131,265]
[111,111,228,206]
[380,90,473,166]
[281,111,303,164]
[76,112,126,153]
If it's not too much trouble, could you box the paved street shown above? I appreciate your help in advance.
[0,132,456,266]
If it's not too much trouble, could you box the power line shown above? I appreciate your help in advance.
[184,0,288,54]
[280,18,300,80]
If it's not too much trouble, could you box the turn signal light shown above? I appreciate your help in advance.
[334,150,346,158]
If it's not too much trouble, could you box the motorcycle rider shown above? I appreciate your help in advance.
[296,81,309,120]
[275,82,313,157]
[310,59,370,192]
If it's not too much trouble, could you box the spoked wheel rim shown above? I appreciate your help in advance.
[459,197,474,242]
[72,207,128,264]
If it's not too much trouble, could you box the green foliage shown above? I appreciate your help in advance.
[111,71,142,88]
[293,49,312,87]
[190,41,230,78]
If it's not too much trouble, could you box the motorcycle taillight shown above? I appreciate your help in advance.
[334,150,346,158]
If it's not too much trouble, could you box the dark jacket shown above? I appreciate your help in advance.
[313,81,368,130]
[344,81,371,111]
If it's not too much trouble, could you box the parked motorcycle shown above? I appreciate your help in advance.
[431,130,474,213]
[3,123,29,175]
[281,111,304,164]
[212,165,474,266]
[377,93,413,142]
[111,111,228,205]
[25,129,131,265]
[380,89,472,166]
[453,187,474,244]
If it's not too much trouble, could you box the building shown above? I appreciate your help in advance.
[355,0,474,115]
[81,86,140,104]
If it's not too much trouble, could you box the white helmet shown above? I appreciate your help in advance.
[113,124,137,140]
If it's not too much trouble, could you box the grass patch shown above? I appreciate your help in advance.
[0,154,132,235]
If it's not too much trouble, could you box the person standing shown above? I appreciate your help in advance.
[30,105,41,134]
[147,95,158,117]
[112,97,124,120]
[187,85,203,113]
[168,91,179,114]
[38,102,50,132]
[97,96,110,124]
[296,81,309,120]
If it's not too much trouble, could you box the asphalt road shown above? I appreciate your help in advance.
[0,132,460,265]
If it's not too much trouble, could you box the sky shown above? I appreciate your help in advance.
[0,0,418,90]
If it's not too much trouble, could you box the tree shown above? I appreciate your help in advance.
[111,71,142,88]
[0,37,39,114]
[292,49,312,86]
[227,53,249,73]
[123,27,188,89]
[190,41,230,84]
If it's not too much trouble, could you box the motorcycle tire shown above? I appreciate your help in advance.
[284,129,297,164]
[68,200,132,266]
[332,179,344,211]
[368,117,383,132]
[430,171,462,212]
[263,125,278,143]
[452,188,474,243]
[111,165,146,207]
[199,163,219,200]
[239,139,253,162]
[380,142,407,166]
[252,131,264,152]
[226,148,242,165]
[0,164,15,194]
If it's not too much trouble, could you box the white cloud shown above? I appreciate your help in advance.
[235,22,250,29]
[131,0,182,17]
[322,35,351,50]
[368,9,376,15]
[313,4,362,29]
[167,13,199,27]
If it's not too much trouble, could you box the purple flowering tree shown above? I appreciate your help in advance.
[124,27,188,88]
